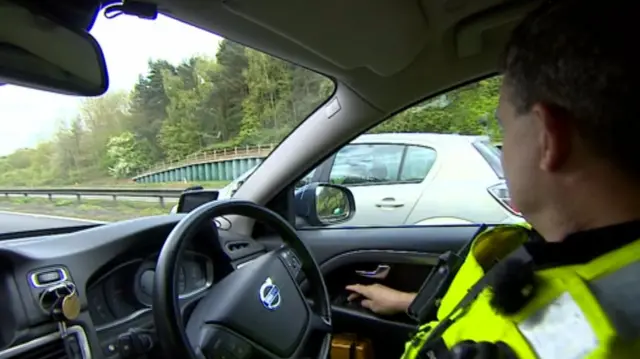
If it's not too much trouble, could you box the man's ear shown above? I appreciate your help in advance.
[534,103,571,172]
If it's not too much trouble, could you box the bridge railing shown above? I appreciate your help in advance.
[0,188,184,207]
[135,143,276,178]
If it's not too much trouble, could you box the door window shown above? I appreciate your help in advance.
[294,75,512,229]
[329,144,405,185]
[399,146,437,182]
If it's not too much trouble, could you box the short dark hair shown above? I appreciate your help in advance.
[500,0,640,176]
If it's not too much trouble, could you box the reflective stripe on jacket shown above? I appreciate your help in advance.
[402,222,640,358]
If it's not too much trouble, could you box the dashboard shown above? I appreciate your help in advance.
[0,208,458,359]
[0,214,267,359]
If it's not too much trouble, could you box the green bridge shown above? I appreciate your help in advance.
[133,144,274,184]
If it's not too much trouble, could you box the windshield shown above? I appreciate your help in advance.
[0,12,333,232]
[0,10,505,233]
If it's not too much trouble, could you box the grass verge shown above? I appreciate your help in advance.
[0,196,172,222]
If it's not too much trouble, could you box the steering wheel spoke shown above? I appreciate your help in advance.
[309,310,332,333]
[153,200,332,359]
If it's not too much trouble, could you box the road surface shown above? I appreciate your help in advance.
[0,211,99,233]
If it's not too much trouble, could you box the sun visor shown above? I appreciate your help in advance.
[455,1,539,58]
[223,0,428,77]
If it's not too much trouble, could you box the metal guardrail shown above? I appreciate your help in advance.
[135,143,276,178]
[0,188,183,207]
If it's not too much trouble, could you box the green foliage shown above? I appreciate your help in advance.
[0,39,502,187]
[371,77,502,138]
[106,132,153,178]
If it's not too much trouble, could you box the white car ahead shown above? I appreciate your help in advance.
[171,133,521,226]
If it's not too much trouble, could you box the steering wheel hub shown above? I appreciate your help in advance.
[260,277,281,310]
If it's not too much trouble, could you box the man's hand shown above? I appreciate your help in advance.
[345,283,416,315]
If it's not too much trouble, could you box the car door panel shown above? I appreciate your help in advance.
[259,224,482,357]
[303,258,434,358]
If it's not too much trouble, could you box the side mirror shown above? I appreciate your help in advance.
[295,183,356,227]
[0,2,109,96]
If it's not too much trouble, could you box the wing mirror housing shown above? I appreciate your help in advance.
[294,183,356,227]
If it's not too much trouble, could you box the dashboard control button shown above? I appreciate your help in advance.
[129,329,154,354]
[281,249,301,276]
[219,331,252,358]
[37,270,62,283]
[201,328,252,359]
[137,333,154,351]
[229,338,252,358]
[103,341,118,357]
[118,334,133,358]
[30,267,68,287]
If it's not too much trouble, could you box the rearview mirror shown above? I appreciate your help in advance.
[0,2,109,96]
[294,183,356,227]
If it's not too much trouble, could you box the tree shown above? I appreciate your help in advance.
[208,40,249,142]
[106,132,152,178]
[127,60,176,162]
[79,91,130,171]
[370,76,502,141]
[159,57,218,160]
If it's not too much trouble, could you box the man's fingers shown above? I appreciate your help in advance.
[347,293,360,301]
[360,299,374,311]
[346,284,370,297]
[345,284,361,292]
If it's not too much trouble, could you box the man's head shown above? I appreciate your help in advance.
[497,0,639,228]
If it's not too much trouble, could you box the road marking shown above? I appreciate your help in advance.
[0,210,107,224]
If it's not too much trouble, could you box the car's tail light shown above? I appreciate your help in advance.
[488,182,522,216]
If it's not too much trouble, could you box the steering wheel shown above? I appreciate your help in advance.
[153,199,332,359]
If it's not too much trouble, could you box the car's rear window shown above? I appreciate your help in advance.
[472,140,504,178]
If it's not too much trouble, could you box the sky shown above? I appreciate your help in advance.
[0,12,222,156]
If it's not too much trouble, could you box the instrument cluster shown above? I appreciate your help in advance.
[87,251,213,327]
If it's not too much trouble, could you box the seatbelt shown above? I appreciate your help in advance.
[407,224,488,323]
[416,246,533,358]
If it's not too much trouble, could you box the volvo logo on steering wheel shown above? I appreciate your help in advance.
[259,277,281,310]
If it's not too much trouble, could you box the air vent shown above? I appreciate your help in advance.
[9,337,67,359]
[3,326,88,359]
[226,241,249,252]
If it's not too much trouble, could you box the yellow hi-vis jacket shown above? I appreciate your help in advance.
[401,223,640,359]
